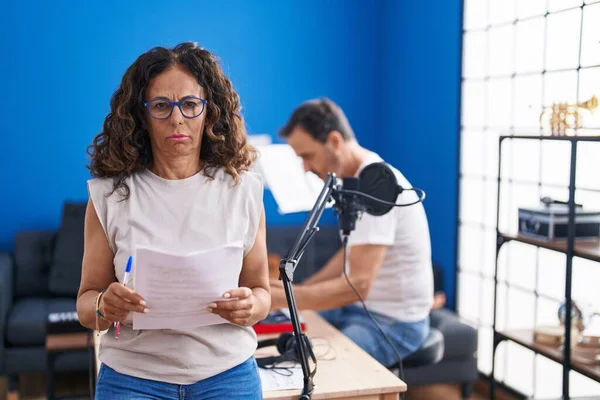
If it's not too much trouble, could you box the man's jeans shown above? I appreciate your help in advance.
[96,357,262,399]
[319,305,429,367]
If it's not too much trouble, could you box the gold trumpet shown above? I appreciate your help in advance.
[539,95,598,136]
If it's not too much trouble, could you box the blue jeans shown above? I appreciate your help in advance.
[96,357,262,399]
[319,305,429,367]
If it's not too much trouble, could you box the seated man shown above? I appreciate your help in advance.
[269,98,434,367]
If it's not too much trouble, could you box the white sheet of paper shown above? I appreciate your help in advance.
[258,365,304,391]
[132,243,243,330]
[255,144,327,214]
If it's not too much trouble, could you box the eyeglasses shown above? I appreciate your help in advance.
[144,96,207,120]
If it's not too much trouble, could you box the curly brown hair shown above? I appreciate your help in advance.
[87,42,257,199]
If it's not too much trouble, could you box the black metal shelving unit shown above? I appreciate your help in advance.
[490,135,600,400]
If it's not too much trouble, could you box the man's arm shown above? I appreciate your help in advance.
[270,244,387,311]
[301,248,344,285]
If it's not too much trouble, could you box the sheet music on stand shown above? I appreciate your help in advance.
[254,144,329,214]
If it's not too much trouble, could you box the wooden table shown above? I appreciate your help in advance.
[94,312,406,399]
[258,311,407,400]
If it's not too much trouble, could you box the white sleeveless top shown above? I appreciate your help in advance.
[87,168,264,384]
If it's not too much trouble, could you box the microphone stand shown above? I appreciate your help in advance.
[278,173,339,400]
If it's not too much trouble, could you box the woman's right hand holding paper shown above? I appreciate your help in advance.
[99,282,148,323]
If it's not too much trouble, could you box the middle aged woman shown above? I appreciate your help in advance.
[76,42,270,399]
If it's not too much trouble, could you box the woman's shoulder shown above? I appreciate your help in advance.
[213,168,264,190]
[87,176,115,195]
[240,169,264,188]
[87,173,139,201]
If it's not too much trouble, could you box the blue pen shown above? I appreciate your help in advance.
[115,255,133,339]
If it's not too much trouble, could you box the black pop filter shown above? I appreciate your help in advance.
[358,162,401,216]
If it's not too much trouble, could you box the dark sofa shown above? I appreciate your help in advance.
[0,202,91,390]
[1,203,477,397]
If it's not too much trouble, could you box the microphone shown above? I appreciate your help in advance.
[272,162,425,400]
[331,162,425,236]
[332,176,362,236]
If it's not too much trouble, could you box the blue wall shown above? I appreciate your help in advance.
[0,0,378,242]
[378,0,463,309]
[0,0,462,308]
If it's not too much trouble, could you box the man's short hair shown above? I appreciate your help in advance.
[278,98,355,143]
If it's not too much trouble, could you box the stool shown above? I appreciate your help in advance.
[388,327,445,369]
[404,328,444,368]
[46,312,96,400]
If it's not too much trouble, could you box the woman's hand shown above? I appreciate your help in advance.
[99,282,148,323]
[209,287,266,326]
